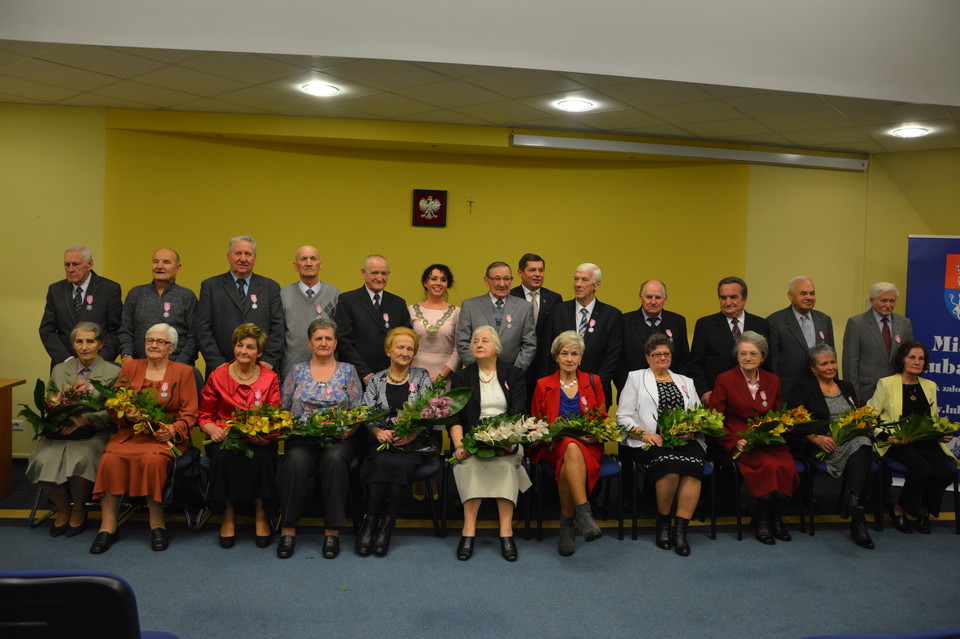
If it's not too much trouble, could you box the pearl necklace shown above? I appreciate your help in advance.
[559,378,578,390]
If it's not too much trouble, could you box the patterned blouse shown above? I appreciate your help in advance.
[281,361,363,420]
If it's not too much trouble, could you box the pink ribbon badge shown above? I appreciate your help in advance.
[254,389,262,405]
[86,295,93,305]
[666,329,673,338]
[383,313,391,328]
[163,302,171,312]
[316,305,323,315]
[504,381,509,390]
[160,382,169,398]
[588,318,596,333]
[250,294,258,309]
[895,335,901,343]
[681,385,688,394]
[818,330,825,339]
[505,314,512,324]
[580,396,588,406]
[409,383,416,392]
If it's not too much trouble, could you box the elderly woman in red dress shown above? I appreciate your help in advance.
[708,330,798,545]
[530,330,606,557]
[90,323,198,554]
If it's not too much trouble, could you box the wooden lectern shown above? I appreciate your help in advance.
[0,378,26,499]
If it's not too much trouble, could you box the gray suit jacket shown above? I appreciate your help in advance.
[456,294,536,371]
[39,271,123,367]
[766,306,834,400]
[842,310,913,402]
[49,357,121,433]
[194,272,285,374]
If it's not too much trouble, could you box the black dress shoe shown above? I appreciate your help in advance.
[219,535,235,549]
[355,515,377,556]
[49,522,68,538]
[500,536,518,562]
[456,536,475,561]
[322,535,340,559]
[65,520,88,538]
[255,534,273,548]
[277,535,295,559]
[372,516,396,557]
[916,514,931,534]
[89,531,119,554]
[891,510,913,534]
[150,527,169,551]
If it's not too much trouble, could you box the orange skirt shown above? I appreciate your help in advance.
[92,432,176,502]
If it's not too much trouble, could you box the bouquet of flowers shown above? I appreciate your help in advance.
[816,405,880,460]
[875,414,960,450]
[92,379,183,457]
[377,379,472,451]
[450,414,554,464]
[18,378,106,439]
[644,406,726,450]
[211,404,295,458]
[288,405,385,448]
[734,405,824,459]
[550,407,623,444]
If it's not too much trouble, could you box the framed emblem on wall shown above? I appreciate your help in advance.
[412,189,447,227]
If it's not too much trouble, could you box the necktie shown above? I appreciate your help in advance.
[578,307,589,335]
[647,316,659,328]
[78,367,91,383]
[373,293,381,312]
[494,299,504,329]
[731,318,741,340]
[530,290,539,323]
[800,314,815,347]
[306,289,315,299]
[237,279,246,300]
[73,286,83,319]
[881,317,892,356]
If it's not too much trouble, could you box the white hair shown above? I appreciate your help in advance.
[575,263,601,283]
[145,323,179,347]
[868,281,899,299]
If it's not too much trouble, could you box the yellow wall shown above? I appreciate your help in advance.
[5,104,959,456]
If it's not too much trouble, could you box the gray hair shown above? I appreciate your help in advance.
[308,318,338,340]
[65,246,92,262]
[869,281,899,299]
[732,330,768,359]
[145,323,179,348]
[228,236,257,256]
[640,280,667,297]
[471,325,502,354]
[807,342,837,368]
[575,263,602,284]
[788,276,813,293]
[364,254,388,270]
[70,321,103,343]
[551,330,585,359]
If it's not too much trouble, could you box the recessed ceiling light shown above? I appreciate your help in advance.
[556,99,594,113]
[891,126,929,138]
[301,82,340,97]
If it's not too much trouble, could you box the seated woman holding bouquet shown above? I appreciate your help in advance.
[199,323,281,549]
[277,318,363,559]
[357,327,435,557]
[786,343,874,549]
[868,340,958,534]
[530,330,607,556]
[708,331,798,545]
[90,323,198,554]
[617,333,704,556]
[448,325,530,562]
[26,321,119,538]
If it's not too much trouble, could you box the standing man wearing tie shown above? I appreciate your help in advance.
[616,279,689,393]
[39,246,123,368]
[194,235,285,375]
[545,263,623,407]
[457,261,536,371]
[689,276,770,404]
[280,245,341,379]
[842,281,913,402]
[510,253,562,393]
[334,254,411,385]
[766,276,834,400]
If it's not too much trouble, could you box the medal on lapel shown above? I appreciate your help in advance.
[85,294,94,311]
[250,294,258,310]
[760,390,768,407]
[384,313,391,329]
[160,382,169,398]
[254,388,262,406]
[163,302,171,318]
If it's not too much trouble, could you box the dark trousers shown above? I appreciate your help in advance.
[277,437,356,529]
[885,440,956,516]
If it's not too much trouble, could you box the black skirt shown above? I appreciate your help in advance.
[627,440,706,482]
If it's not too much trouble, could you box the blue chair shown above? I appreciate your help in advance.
[0,570,179,638]
[627,454,717,541]
[533,453,623,541]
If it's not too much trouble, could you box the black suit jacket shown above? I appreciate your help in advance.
[334,286,412,380]
[193,272,284,374]
[448,360,527,432]
[510,285,563,387]
[689,311,770,397]
[766,306,834,400]
[544,299,623,406]
[39,271,123,367]
[616,308,689,392]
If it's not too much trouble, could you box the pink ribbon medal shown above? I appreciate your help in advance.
[254,389,262,406]
[760,390,768,407]
[384,313,391,328]
[580,395,588,407]
[818,330,825,340]
[666,329,673,339]
[250,294,258,310]
[408,382,416,392]
[504,381,510,390]
[163,302,171,318]
[895,335,901,343]
[316,305,323,317]
[160,382,169,398]
[85,294,93,311]
[588,319,596,333]
[505,314,513,325]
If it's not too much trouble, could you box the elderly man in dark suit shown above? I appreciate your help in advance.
[544,263,623,407]
[334,254,411,385]
[510,253,562,392]
[689,276,770,403]
[39,246,123,368]
[842,281,914,402]
[766,276,834,400]
[616,279,689,393]
[457,261,536,372]
[194,236,284,375]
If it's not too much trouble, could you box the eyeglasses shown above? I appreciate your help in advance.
[145,338,171,346]
[648,352,671,359]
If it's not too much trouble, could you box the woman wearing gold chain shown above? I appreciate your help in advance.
[409,264,460,385]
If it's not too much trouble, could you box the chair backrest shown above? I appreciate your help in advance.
[0,571,144,639]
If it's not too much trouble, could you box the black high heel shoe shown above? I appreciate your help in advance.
[890,508,913,534]
[457,536,475,561]
[499,536,518,562]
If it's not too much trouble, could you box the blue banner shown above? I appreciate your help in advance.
[906,235,960,456]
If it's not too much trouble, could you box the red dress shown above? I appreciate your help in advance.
[93,359,198,502]
[529,370,606,493]
[708,367,798,498]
